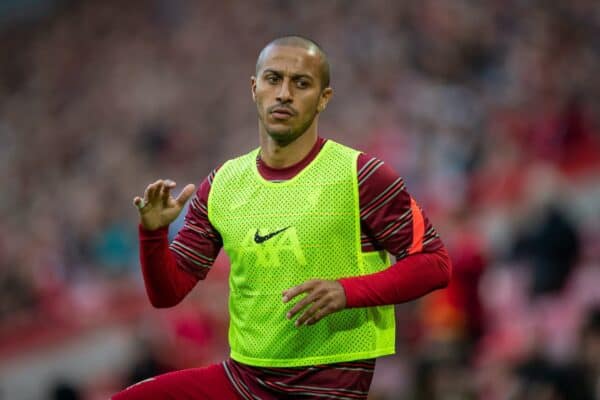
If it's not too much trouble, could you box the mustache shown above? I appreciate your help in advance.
[268,104,297,115]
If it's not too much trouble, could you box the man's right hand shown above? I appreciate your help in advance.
[133,179,196,231]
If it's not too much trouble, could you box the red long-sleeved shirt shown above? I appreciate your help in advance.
[139,137,451,309]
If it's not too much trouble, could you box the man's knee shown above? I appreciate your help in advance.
[111,364,239,400]
[112,376,158,399]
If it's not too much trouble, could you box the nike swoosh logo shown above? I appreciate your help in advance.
[254,227,291,244]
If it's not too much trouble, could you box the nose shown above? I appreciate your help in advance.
[276,79,292,103]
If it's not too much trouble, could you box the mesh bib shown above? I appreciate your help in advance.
[208,140,395,367]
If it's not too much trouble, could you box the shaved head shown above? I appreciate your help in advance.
[256,35,330,89]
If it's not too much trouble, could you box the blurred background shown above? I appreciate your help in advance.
[1,0,599,399]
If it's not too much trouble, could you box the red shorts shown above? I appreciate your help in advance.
[111,362,240,400]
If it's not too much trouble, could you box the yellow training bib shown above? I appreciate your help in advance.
[208,140,395,367]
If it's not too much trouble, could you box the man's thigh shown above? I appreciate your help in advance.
[112,362,241,400]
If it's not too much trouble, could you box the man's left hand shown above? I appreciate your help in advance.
[282,280,347,327]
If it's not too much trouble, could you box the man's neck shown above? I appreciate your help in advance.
[259,130,318,169]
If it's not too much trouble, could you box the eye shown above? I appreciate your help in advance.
[296,79,310,89]
[266,75,280,84]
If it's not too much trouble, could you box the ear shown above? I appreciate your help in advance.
[317,87,333,113]
[251,76,257,102]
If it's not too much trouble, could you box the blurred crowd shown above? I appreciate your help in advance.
[0,0,599,399]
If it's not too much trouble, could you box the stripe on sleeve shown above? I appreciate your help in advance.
[181,221,218,241]
[169,240,214,268]
[360,177,406,220]
[407,197,424,255]
[207,169,217,185]
[190,195,208,217]
[372,209,412,243]
[358,158,384,186]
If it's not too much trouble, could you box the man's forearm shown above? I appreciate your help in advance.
[139,225,199,308]
[339,247,451,308]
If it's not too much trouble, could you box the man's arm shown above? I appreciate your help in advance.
[135,170,222,308]
[339,154,451,307]
[339,247,450,308]
[138,225,198,308]
[284,154,451,326]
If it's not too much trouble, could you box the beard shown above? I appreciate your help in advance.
[259,105,319,147]
[267,116,316,146]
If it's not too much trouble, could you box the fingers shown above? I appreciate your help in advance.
[135,180,195,214]
[282,280,315,303]
[305,305,335,326]
[133,196,145,210]
[159,180,176,206]
[295,298,329,327]
[283,280,316,324]
[145,179,163,204]
[286,291,316,321]
[175,183,196,207]
[283,280,347,327]
[141,179,177,205]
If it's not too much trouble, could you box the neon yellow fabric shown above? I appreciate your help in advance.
[208,140,395,367]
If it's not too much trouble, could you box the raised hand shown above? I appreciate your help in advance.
[133,179,196,231]
[282,279,347,327]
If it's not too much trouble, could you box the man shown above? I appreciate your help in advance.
[114,35,451,399]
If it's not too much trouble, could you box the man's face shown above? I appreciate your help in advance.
[252,45,332,145]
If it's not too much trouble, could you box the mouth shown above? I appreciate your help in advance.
[270,106,295,120]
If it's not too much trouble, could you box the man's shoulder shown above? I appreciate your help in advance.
[323,139,378,162]
[320,139,364,161]
[208,147,261,188]
[216,147,260,171]
[324,138,356,151]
